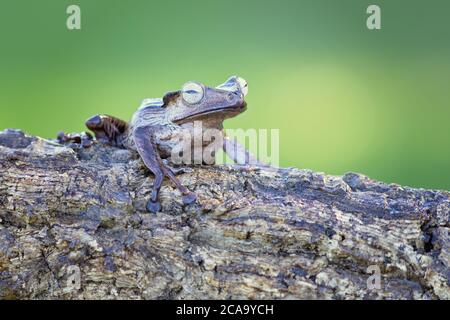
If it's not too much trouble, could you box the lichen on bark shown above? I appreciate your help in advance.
[0,129,448,299]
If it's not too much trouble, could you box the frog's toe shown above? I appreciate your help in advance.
[146,200,161,213]
[182,192,197,205]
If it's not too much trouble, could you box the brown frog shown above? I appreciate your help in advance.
[60,76,262,213]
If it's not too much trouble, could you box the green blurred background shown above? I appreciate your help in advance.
[0,0,449,190]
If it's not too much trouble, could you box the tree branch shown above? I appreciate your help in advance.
[0,129,448,299]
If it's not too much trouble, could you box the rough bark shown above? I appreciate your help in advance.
[0,128,448,300]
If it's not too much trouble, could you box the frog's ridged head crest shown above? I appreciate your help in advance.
[164,76,248,125]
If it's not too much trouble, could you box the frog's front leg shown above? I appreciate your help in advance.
[223,136,267,166]
[133,126,196,213]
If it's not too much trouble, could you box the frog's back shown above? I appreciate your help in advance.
[122,98,168,151]
[131,98,165,126]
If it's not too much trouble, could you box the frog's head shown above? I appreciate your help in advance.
[163,76,248,126]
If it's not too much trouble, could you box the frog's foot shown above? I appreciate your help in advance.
[85,114,128,147]
[182,191,197,205]
[57,131,93,148]
[146,199,161,214]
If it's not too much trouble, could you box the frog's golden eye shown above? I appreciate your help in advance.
[236,77,248,96]
[181,81,204,105]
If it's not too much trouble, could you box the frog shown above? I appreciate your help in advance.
[58,76,262,213]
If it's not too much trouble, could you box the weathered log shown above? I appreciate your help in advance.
[0,128,448,300]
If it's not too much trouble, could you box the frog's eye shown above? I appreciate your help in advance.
[181,82,204,105]
[236,77,248,96]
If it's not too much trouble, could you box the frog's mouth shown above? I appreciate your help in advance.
[174,102,247,124]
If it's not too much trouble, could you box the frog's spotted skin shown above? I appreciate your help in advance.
[78,76,262,213]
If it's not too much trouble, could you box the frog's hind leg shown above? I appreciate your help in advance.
[133,126,197,213]
[85,114,128,146]
[163,168,197,205]
[162,159,193,175]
